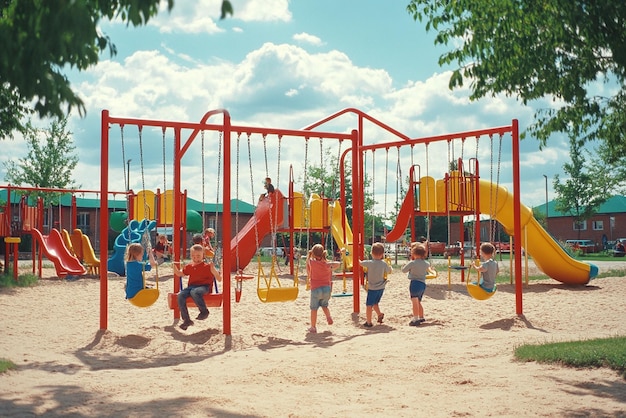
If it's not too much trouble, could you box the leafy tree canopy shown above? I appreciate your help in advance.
[3,116,79,206]
[553,137,612,230]
[0,1,233,139]
[407,1,626,162]
[0,0,173,138]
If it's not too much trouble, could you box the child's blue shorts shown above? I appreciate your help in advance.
[365,288,385,306]
[409,279,426,300]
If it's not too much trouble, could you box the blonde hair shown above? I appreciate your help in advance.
[309,244,326,260]
[190,244,204,254]
[126,243,144,261]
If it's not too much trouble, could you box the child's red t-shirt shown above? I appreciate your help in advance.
[182,262,215,290]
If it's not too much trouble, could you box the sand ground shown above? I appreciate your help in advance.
[1,258,625,417]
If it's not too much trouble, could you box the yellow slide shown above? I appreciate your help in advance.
[329,201,354,269]
[476,179,597,285]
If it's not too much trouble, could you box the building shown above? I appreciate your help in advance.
[535,195,626,248]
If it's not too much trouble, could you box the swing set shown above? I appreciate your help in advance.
[98,108,523,334]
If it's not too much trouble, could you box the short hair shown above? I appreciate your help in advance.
[190,244,204,253]
[412,244,427,257]
[192,233,203,244]
[205,228,215,234]
[480,242,496,255]
[371,242,385,256]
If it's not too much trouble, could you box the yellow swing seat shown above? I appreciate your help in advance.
[257,286,299,303]
[426,270,438,280]
[466,283,497,301]
[129,288,160,307]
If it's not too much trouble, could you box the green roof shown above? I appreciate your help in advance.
[0,189,255,214]
[534,195,626,218]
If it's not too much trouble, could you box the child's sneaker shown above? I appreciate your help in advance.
[307,326,317,333]
[377,313,385,324]
[180,319,194,330]
[196,310,209,320]
[409,319,421,326]
[363,322,373,328]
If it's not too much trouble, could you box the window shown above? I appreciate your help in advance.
[77,212,90,234]
[592,220,604,231]
[573,220,587,231]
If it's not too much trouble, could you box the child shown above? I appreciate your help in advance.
[402,244,435,326]
[153,234,171,264]
[172,244,223,330]
[306,244,341,333]
[202,228,215,258]
[125,242,157,299]
[473,242,499,292]
[258,177,275,203]
[359,242,393,328]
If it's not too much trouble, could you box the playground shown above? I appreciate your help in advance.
[1,108,625,415]
[0,262,625,416]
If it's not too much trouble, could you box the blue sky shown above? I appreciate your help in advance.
[2,0,580,214]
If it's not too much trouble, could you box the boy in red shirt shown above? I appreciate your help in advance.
[173,244,222,330]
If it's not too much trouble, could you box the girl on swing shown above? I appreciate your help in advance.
[125,242,157,299]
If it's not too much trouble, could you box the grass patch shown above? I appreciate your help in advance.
[0,359,17,374]
[0,272,39,288]
[515,336,626,379]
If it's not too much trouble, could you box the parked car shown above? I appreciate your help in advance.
[443,242,475,257]
[613,238,626,256]
[565,239,597,254]
[493,242,511,253]
[258,247,285,257]
[428,241,446,256]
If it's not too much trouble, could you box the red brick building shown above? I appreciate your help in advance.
[535,195,626,249]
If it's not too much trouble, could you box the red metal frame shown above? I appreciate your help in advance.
[98,109,521,334]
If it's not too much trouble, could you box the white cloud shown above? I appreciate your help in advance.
[293,32,323,46]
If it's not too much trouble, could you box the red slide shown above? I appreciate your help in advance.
[384,186,415,242]
[31,228,87,277]
[229,190,286,272]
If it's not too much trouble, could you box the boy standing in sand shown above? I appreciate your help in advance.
[359,242,393,328]
[402,244,436,326]
[473,242,498,292]
[172,244,223,330]
[306,244,341,333]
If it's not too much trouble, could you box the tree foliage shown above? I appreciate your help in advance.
[3,117,79,205]
[301,147,378,241]
[0,0,233,139]
[0,0,174,138]
[407,1,626,161]
[553,137,612,236]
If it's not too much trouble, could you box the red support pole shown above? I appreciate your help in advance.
[511,119,523,316]
[99,110,110,330]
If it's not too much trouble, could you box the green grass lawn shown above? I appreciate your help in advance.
[515,336,626,379]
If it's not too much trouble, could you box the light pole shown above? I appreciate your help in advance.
[543,174,548,229]
[126,159,132,191]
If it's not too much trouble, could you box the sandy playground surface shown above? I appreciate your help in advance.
[1,258,625,417]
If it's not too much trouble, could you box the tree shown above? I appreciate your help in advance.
[0,0,233,139]
[553,137,611,238]
[406,1,626,162]
[3,116,80,206]
[301,147,377,242]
